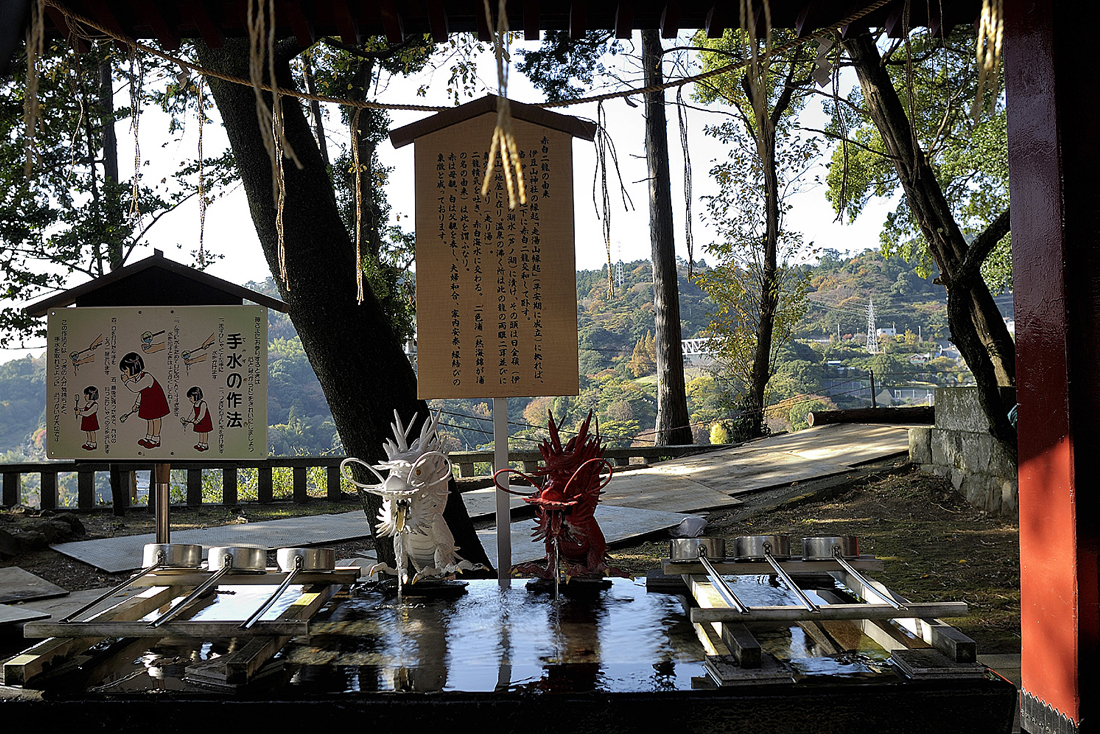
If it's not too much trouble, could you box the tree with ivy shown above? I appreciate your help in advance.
[691,29,818,436]
[824,28,1016,461]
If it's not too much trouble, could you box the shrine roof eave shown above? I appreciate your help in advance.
[24,250,288,316]
[39,0,981,53]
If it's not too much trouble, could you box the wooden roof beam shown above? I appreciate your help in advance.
[795,0,826,38]
[284,0,316,48]
[705,2,728,38]
[884,3,907,38]
[189,0,224,49]
[475,0,492,42]
[661,1,682,38]
[45,5,91,53]
[522,0,539,40]
[426,0,450,42]
[378,0,404,42]
[332,0,360,43]
[127,0,180,50]
[81,0,130,45]
[614,2,634,38]
[569,0,587,39]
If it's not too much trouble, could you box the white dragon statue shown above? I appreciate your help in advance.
[341,410,478,585]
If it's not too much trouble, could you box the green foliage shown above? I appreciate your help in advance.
[516,31,623,102]
[1,42,238,346]
[824,28,1011,292]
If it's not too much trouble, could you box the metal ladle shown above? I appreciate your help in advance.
[239,548,334,629]
[760,541,820,614]
[148,547,264,627]
[60,544,201,624]
[831,546,906,610]
[697,546,751,615]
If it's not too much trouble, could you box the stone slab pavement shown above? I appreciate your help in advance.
[601,423,910,511]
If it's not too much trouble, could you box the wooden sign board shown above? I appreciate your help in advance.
[411,111,581,399]
[45,305,267,460]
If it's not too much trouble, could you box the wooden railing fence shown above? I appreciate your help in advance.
[1,445,718,511]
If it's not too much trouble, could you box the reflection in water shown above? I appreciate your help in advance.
[60,576,900,697]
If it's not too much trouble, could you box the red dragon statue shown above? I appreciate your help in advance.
[494,411,629,580]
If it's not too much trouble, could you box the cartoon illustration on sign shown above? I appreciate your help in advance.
[119,352,170,449]
[69,334,103,373]
[75,386,99,450]
[140,329,166,354]
[182,333,215,372]
[181,386,212,452]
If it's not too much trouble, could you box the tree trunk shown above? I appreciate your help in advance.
[843,33,1017,461]
[642,30,693,446]
[196,40,491,572]
[300,53,329,166]
[97,56,122,272]
[747,106,780,437]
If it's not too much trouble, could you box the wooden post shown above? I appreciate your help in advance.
[3,471,19,508]
[77,470,95,509]
[326,464,341,501]
[1005,1,1100,729]
[293,465,307,504]
[108,464,127,516]
[40,471,57,511]
[223,466,237,506]
[154,463,171,543]
[869,369,877,408]
[258,466,273,503]
[186,468,203,507]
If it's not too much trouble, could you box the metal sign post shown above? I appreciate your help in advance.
[493,397,511,587]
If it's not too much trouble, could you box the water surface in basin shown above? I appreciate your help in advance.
[82,577,896,696]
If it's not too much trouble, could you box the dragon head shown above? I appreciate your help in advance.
[340,411,452,536]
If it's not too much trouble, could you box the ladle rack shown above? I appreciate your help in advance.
[3,565,359,689]
[661,553,979,683]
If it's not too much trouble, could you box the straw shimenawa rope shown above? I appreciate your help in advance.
[39,0,896,116]
[34,0,906,291]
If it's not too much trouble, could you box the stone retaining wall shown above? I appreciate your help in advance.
[909,387,1018,517]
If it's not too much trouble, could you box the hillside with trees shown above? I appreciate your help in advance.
[0,250,1003,459]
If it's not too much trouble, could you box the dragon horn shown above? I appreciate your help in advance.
[548,410,563,454]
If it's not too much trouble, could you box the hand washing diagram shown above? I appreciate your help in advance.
[46,306,267,460]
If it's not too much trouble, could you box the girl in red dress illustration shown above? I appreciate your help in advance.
[75,386,99,450]
[181,386,212,452]
[119,352,169,449]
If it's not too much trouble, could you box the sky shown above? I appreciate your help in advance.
[2,34,892,363]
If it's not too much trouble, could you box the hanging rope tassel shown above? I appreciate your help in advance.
[248,0,301,285]
[479,0,526,209]
[676,88,695,279]
[972,0,1004,122]
[197,77,207,266]
[128,45,143,218]
[352,107,365,304]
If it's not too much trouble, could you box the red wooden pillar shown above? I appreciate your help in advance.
[1005,1,1100,731]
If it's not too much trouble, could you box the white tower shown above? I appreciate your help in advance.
[866,298,880,355]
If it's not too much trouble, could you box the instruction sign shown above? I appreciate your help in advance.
[46,305,267,460]
[411,112,580,399]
